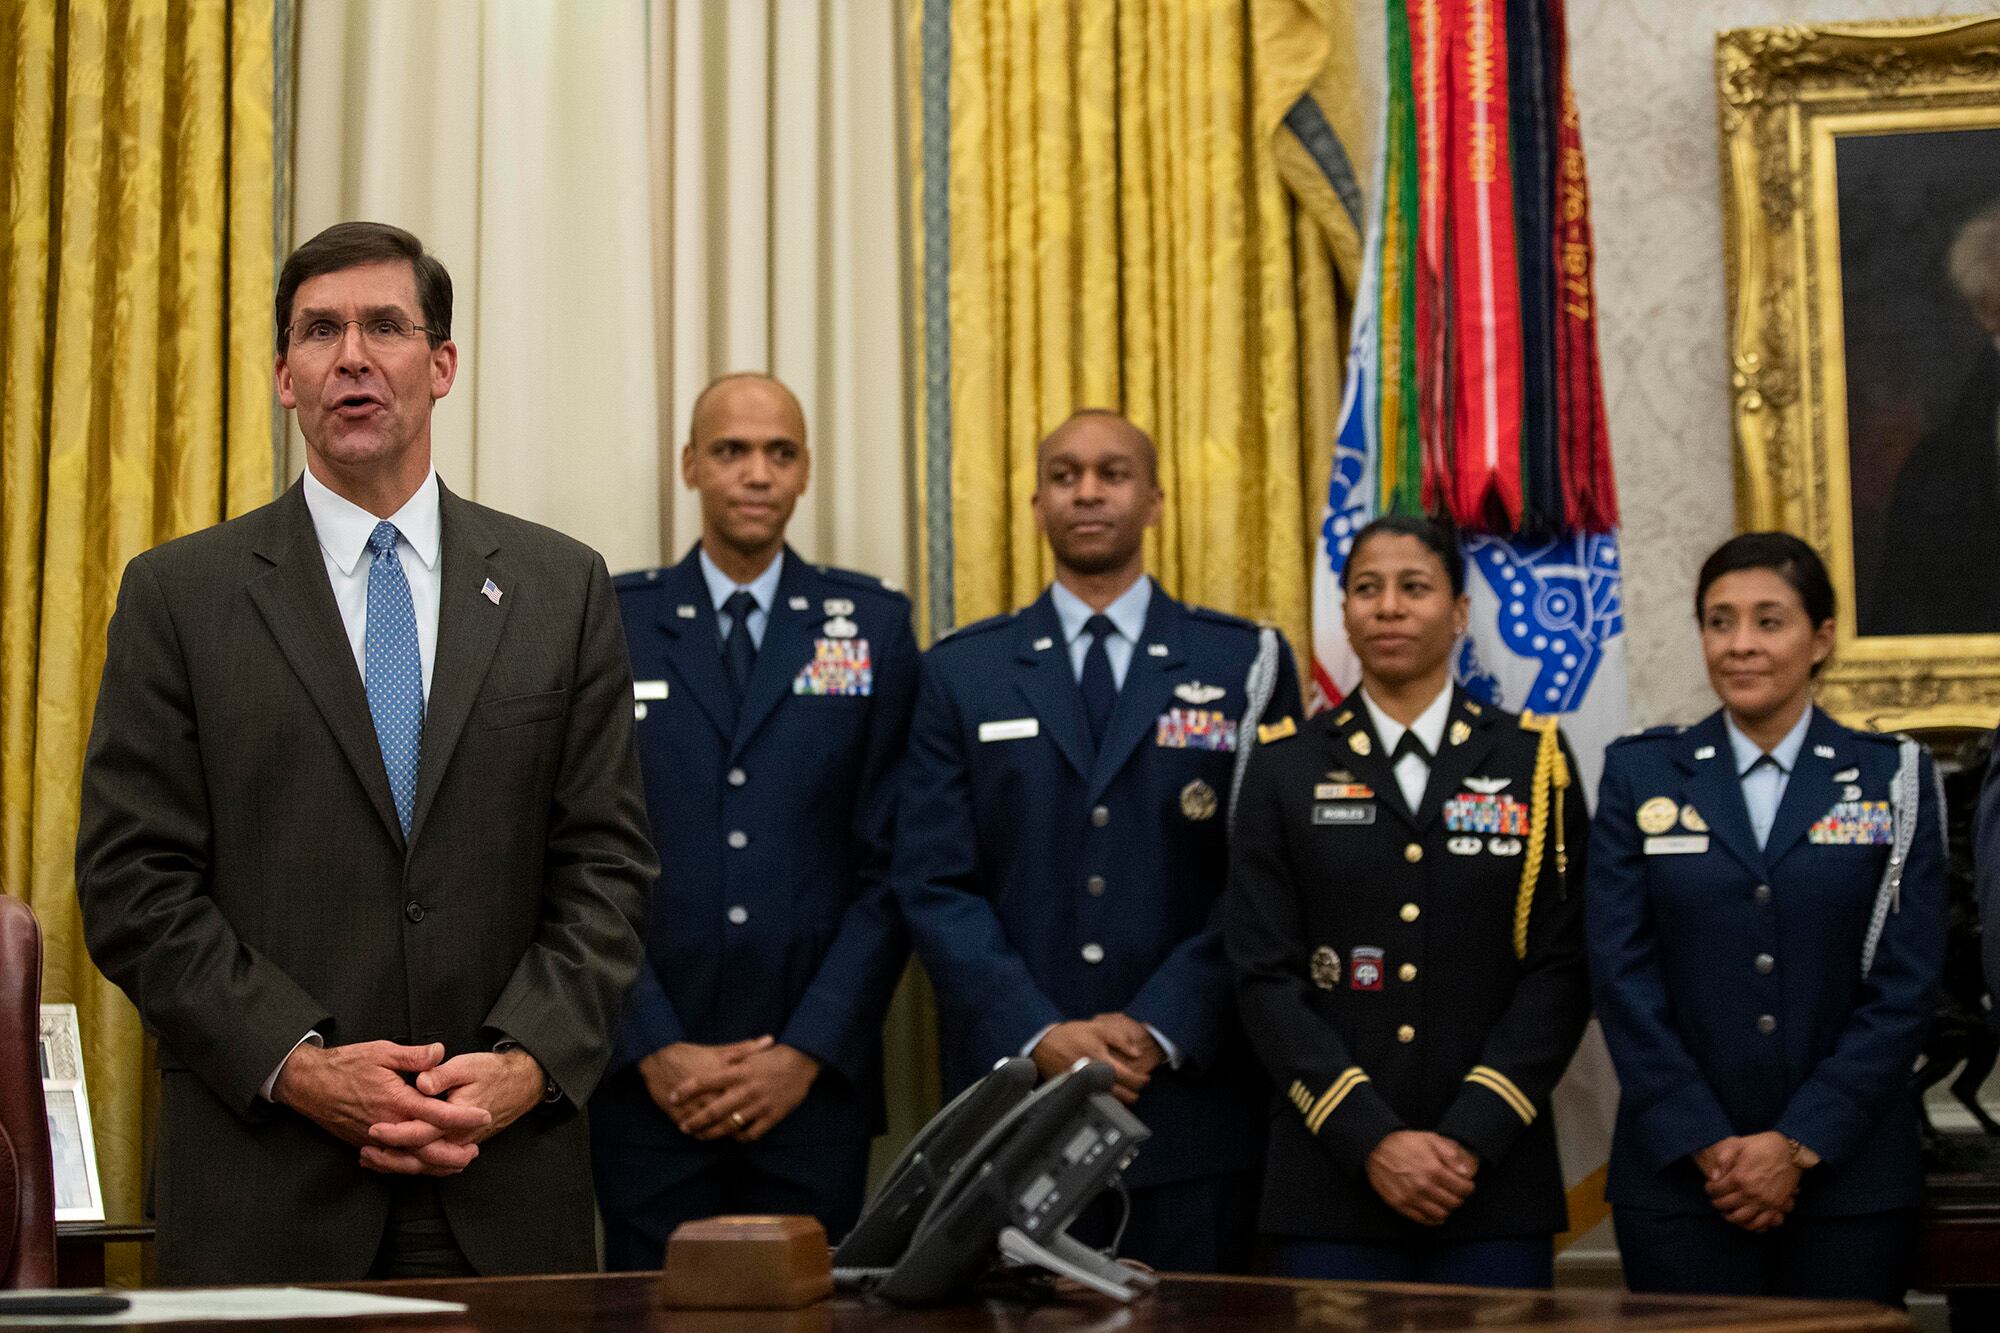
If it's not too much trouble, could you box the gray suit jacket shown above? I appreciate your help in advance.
[76,480,655,1283]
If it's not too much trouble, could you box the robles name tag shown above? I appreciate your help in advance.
[1644,835,1709,856]
[978,717,1039,743]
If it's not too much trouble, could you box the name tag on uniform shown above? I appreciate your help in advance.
[1314,802,1375,826]
[634,679,669,700]
[1644,835,1709,855]
[979,717,1040,743]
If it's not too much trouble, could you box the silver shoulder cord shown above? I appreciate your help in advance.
[1860,737,1929,977]
[1228,628,1281,837]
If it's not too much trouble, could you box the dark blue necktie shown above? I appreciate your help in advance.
[364,521,423,836]
[1080,614,1117,749]
[723,589,758,704]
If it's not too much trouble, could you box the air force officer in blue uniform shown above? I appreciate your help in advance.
[1588,533,1944,1306]
[590,374,918,1268]
[894,410,1301,1273]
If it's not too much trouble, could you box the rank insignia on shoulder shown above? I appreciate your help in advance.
[1259,716,1298,744]
[1694,745,1716,760]
[1449,719,1472,746]
[1349,731,1372,756]
[1175,680,1226,705]
[1814,744,1836,759]
[789,595,810,610]
[1032,636,1054,651]
[1637,796,1679,835]
[1310,945,1341,990]
[1463,776,1511,794]
[1147,643,1170,657]
[1680,804,1708,833]
[1180,778,1219,821]
[676,604,698,619]
[1350,947,1384,992]
[1466,701,1483,715]
[1333,710,1354,726]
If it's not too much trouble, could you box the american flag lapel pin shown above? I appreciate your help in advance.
[481,577,503,605]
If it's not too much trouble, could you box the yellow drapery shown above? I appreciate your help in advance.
[1,0,276,1250]
[909,0,1362,656]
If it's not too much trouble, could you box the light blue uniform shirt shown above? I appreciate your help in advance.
[1725,706,1813,850]
[1050,574,1153,689]
[699,547,785,650]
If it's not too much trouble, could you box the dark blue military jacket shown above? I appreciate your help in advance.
[591,545,917,1150]
[1588,708,1945,1217]
[893,581,1301,1188]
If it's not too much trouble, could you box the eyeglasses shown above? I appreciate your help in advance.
[286,316,439,351]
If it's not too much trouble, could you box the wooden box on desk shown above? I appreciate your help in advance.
[661,1215,832,1309]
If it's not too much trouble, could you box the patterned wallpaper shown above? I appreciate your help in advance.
[1565,0,1973,729]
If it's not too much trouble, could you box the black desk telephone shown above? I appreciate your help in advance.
[832,1057,1154,1303]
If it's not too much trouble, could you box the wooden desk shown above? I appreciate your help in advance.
[2,1270,1908,1331]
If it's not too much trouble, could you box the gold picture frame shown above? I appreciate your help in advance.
[1720,16,2000,732]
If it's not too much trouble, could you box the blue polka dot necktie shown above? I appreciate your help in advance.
[365,521,424,837]
[1080,614,1117,749]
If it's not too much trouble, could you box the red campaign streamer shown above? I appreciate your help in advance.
[1441,0,1526,532]
[1407,0,1453,520]
[1547,0,1617,531]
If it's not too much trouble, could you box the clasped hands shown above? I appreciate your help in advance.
[1366,1130,1480,1226]
[274,1040,548,1178]
[1694,1132,1802,1232]
[639,1036,821,1142]
[1031,1014,1166,1105]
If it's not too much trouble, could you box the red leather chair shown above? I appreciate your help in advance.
[0,895,55,1288]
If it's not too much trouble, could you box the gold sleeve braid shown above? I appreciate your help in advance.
[1513,713,1570,960]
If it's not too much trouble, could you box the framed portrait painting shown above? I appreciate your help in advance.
[1720,16,2000,731]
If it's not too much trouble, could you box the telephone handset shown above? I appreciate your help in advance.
[856,1059,1154,1304]
[834,1056,1039,1268]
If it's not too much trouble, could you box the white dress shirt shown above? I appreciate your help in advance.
[1050,575,1152,688]
[698,546,785,649]
[1725,705,1813,850]
[1359,682,1454,813]
[301,466,442,702]
[265,467,444,1100]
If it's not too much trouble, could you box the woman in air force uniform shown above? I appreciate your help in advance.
[1588,532,1945,1306]
[1226,516,1592,1288]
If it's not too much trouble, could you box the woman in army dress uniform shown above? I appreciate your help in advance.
[1588,533,1944,1306]
[1226,516,1592,1287]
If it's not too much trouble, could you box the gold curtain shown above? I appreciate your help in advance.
[1,0,276,1254]
[909,0,1362,657]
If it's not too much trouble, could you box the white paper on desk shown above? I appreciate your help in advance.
[0,1287,467,1325]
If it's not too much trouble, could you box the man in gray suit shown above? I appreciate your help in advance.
[75,222,655,1284]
